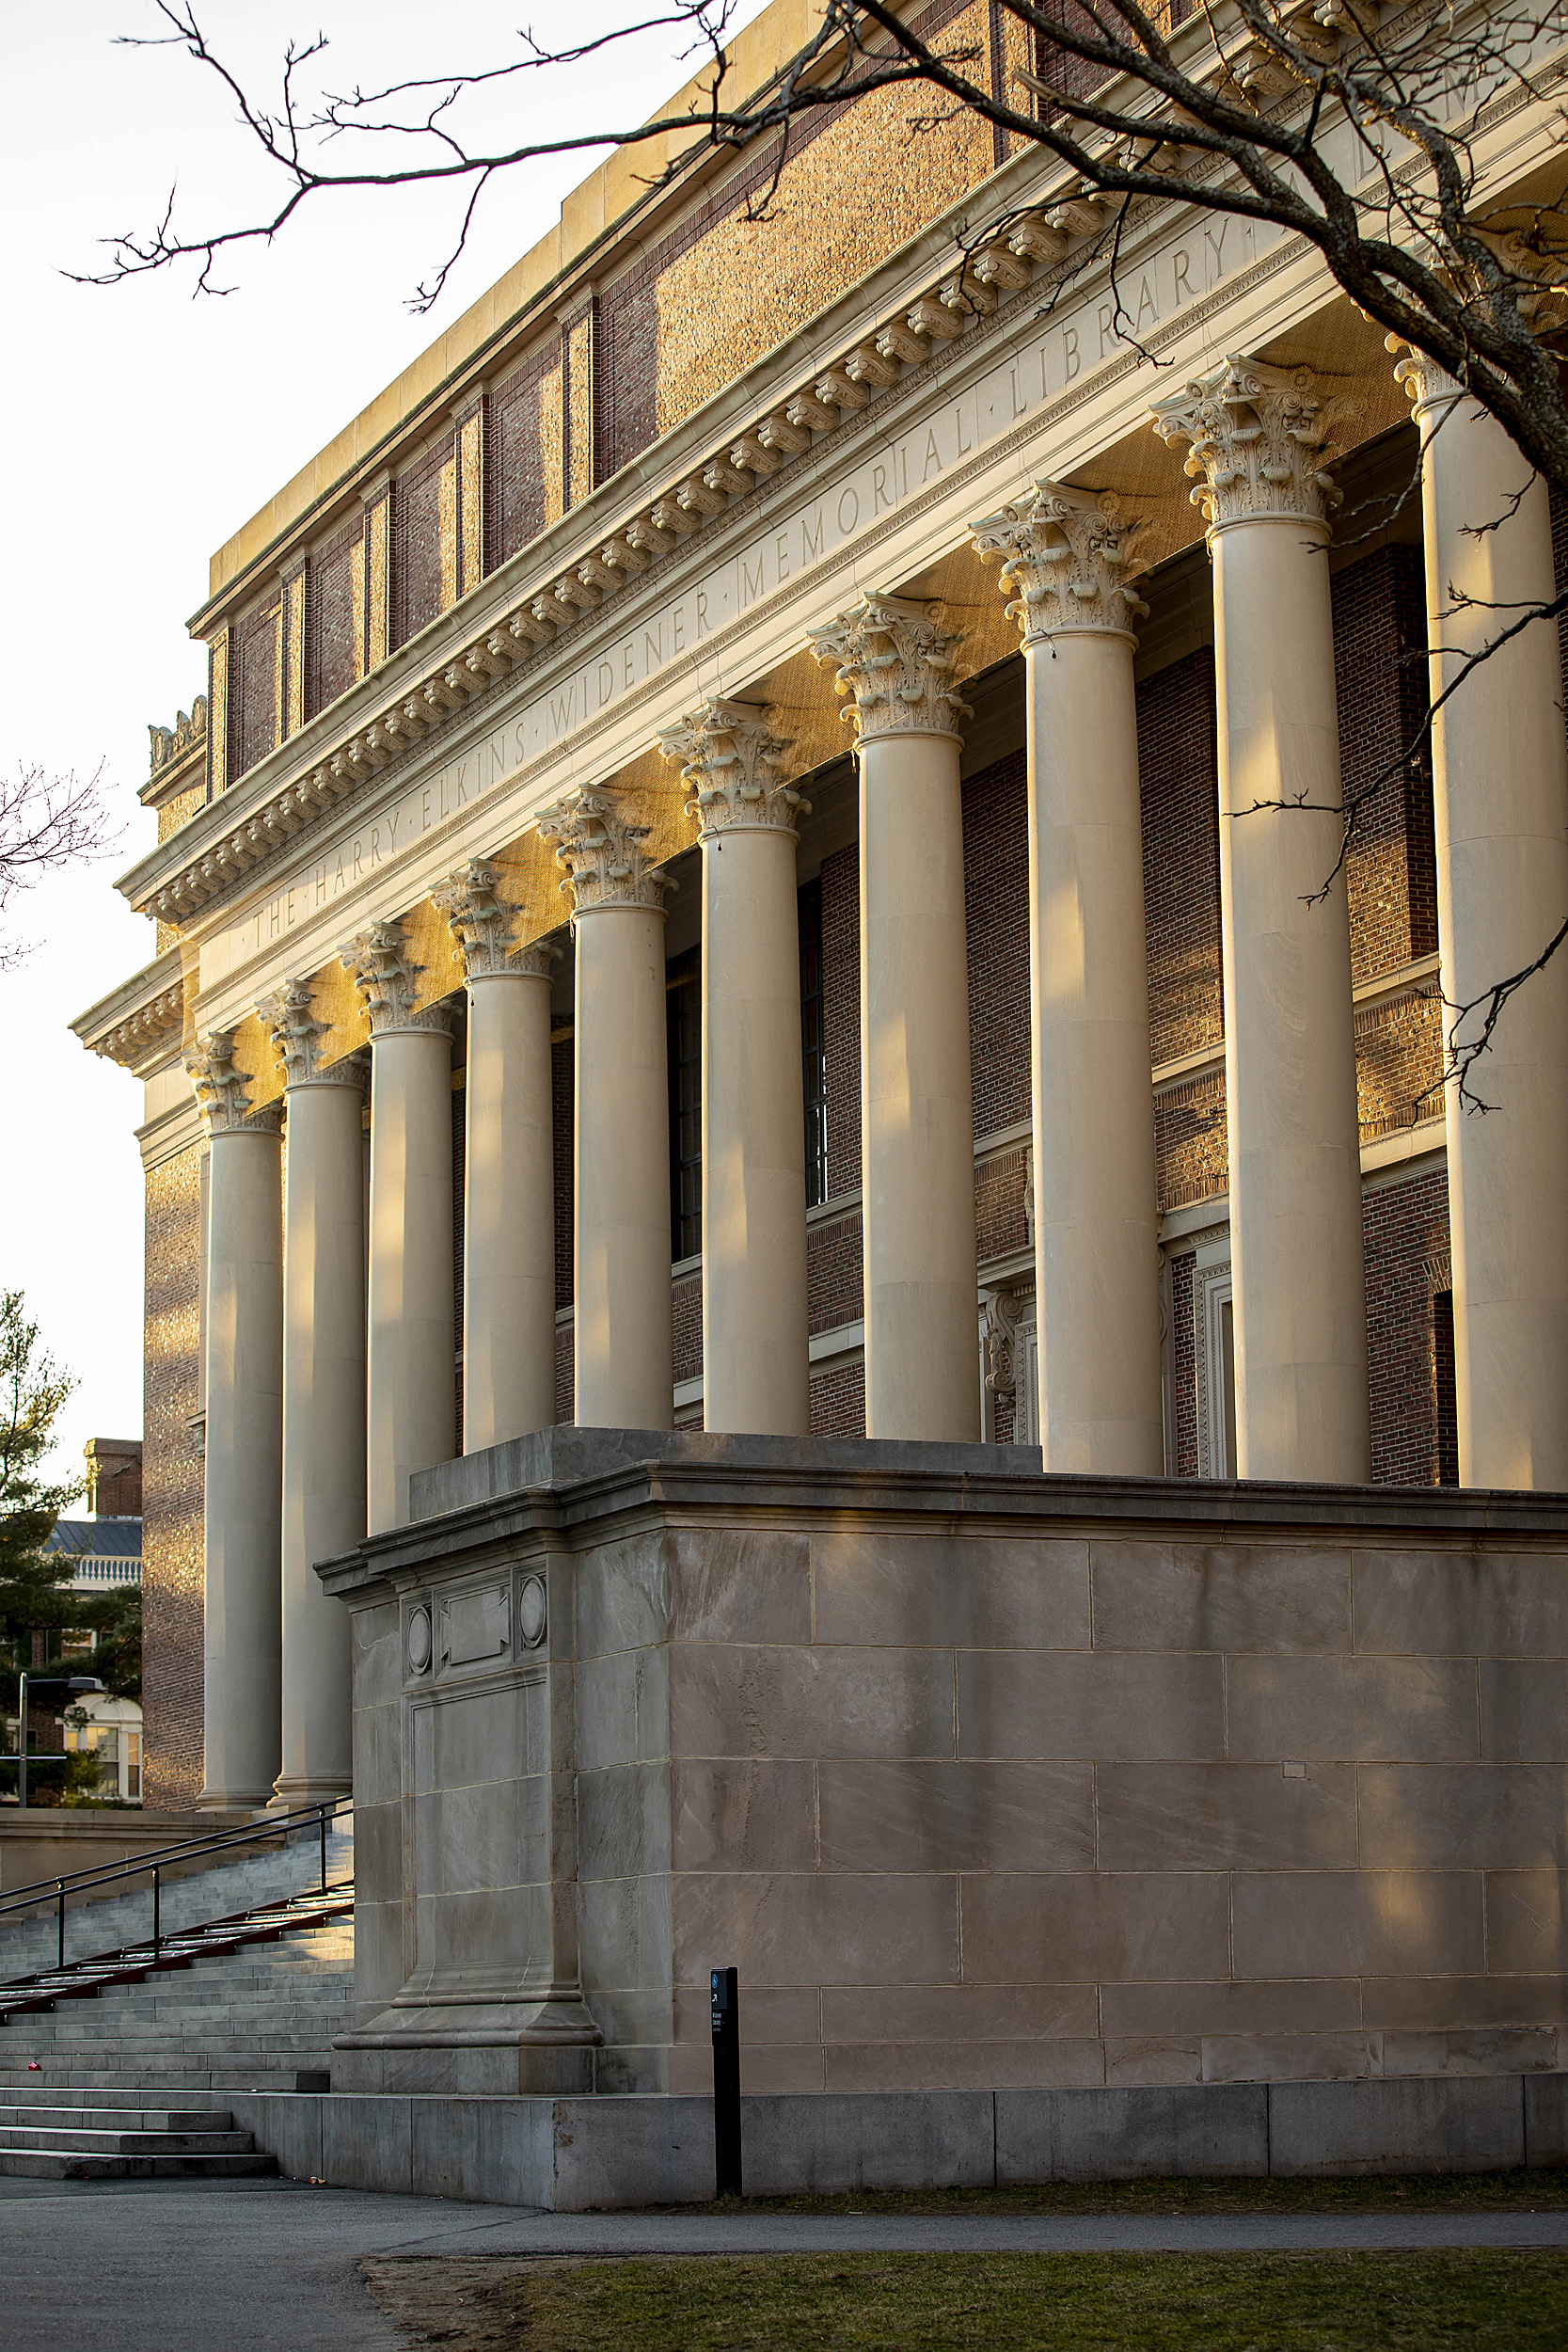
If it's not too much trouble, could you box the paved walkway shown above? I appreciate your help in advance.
[5,2177,1568,2352]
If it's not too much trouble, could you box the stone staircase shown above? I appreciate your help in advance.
[0,2088,276,2178]
[0,1819,355,2094]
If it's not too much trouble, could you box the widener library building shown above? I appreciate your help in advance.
[76,0,1568,2153]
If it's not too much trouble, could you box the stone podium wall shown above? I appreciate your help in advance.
[320,1432,1568,2100]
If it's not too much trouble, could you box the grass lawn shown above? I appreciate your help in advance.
[686,2169,1568,2216]
[362,2249,1568,2350]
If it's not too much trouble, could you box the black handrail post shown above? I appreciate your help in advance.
[152,1865,161,1958]
[56,1880,65,1973]
[319,1804,327,1896]
[710,1965,742,2200]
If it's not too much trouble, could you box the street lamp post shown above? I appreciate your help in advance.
[10,1674,105,1810]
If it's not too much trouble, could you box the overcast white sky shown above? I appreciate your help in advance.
[0,1,771,1483]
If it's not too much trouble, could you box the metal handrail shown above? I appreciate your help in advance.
[0,1797,352,1974]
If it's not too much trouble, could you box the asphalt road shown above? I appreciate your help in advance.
[4,2177,1568,2352]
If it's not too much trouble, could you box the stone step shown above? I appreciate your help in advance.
[0,2122,257,2154]
[0,2100,233,2131]
[0,2147,277,2180]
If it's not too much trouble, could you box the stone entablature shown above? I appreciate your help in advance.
[77,954,185,1076]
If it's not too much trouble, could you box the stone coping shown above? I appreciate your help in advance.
[225,2076,1568,2208]
[314,1428,1568,1597]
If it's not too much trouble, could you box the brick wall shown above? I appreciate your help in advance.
[1332,542,1436,982]
[819,841,861,1200]
[1139,647,1223,1068]
[553,1036,574,1314]
[1356,991,1444,1137]
[233,598,278,784]
[964,749,1031,1141]
[1155,1069,1227,1216]
[393,440,452,651]
[489,347,556,568]
[810,1359,865,1438]
[595,0,989,475]
[1364,1168,1453,1486]
[673,1271,702,1386]
[975,1145,1029,1266]
[807,1209,863,1335]
[1169,1248,1198,1479]
[142,1146,205,1809]
[309,515,364,719]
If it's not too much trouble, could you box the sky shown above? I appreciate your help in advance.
[0,0,772,1485]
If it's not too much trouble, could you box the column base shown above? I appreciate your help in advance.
[196,1785,277,1812]
[268,1773,353,1811]
[334,1992,602,2096]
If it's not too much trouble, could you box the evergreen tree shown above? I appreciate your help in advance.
[0,1290,83,1709]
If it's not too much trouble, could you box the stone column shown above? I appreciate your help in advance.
[1393,342,1568,1486]
[540,789,673,1430]
[810,593,980,1441]
[341,921,456,1533]
[972,483,1164,1473]
[261,981,365,1805]
[187,1032,282,1809]
[658,699,811,1436]
[1154,357,1370,1482]
[436,861,559,1450]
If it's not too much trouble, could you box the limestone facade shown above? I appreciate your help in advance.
[71,0,1568,1880]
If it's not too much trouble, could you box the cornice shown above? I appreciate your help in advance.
[123,155,1154,933]
[71,948,185,1077]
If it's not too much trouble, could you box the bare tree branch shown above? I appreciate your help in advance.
[0,764,119,968]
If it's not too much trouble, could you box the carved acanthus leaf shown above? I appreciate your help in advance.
[1151,354,1355,528]
[260,976,360,1088]
[537,788,673,915]
[339,918,451,1035]
[434,859,515,978]
[807,593,972,745]
[657,699,808,835]
[186,1028,277,1135]
[971,481,1150,644]
[1386,332,1459,418]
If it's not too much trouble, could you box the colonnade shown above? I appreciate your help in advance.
[189,342,1568,1806]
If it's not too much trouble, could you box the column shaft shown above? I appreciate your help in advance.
[659,697,811,1437]
[1156,358,1370,1483]
[974,482,1164,1471]
[277,1073,364,1802]
[367,1027,456,1532]
[860,727,980,1440]
[573,903,673,1428]
[1413,373,1568,1485]
[1212,516,1370,1479]
[199,1120,283,1807]
[464,971,557,1447]
[1026,630,1163,1470]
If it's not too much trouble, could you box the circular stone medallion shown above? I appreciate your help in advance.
[518,1574,548,1649]
[406,1604,433,1675]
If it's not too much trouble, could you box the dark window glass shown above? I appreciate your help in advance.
[799,880,828,1209]
[668,950,702,1263]
[1433,1289,1459,1486]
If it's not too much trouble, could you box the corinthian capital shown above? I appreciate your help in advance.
[657,698,808,837]
[187,1029,278,1135]
[971,482,1149,645]
[1151,354,1354,530]
[434,859,515,978]
[538,787,673,916]
[339,918,451,1036]
[808,592,972,746]
[1386,332,1461,420]
[260,976,357,1089]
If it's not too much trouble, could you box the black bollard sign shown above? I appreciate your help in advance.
[710,1965,742,2198]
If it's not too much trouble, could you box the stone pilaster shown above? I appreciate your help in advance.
[186,1028,283,1806]
[658,703,811,1437]
[809,594,979,1441]
[539,789,673,1432]
[1392,337,1568,1486]
[437,862,560,1451]
[1153,356,1370,1483]
[339,919,455,1531]
[972,485,1163,1472]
